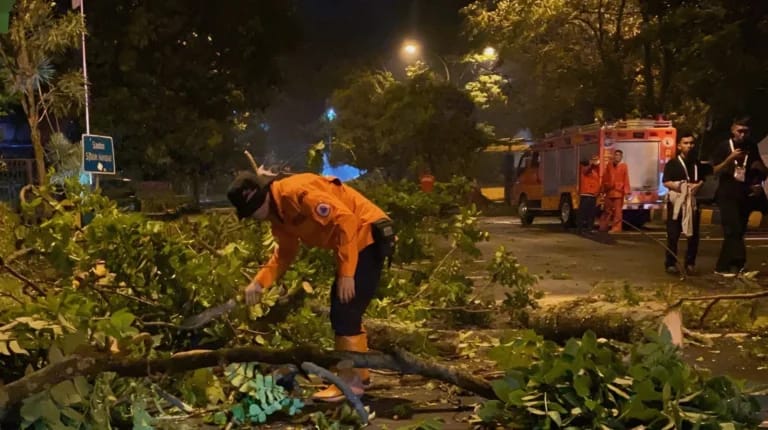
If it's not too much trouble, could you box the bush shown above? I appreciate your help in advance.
[0,203,19,256]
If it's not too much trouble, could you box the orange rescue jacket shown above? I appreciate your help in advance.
[254,173,389,289]
[579,164,601,195]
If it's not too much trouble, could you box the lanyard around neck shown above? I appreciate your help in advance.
[729,139,748,167]
[678,155,697,181]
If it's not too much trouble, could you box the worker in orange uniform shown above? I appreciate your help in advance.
[419,169,436,193]
[577,154,601,234]
[227,168,395,402]
[600,149,631,233]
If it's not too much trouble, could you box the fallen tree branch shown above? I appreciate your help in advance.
[669,290,768,309]
[422,306,494,313]
[698,299,721,328]
[0,291,24,305]
[94,287,164,309]
[0,345,494,413]
[0,257,46,296]
[667,290,768,327]
[4,247,34,265]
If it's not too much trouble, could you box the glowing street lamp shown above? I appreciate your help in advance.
[483,46,497,57]
[403,42,419,56]
[400,40,450,82]
[325,107,337,122]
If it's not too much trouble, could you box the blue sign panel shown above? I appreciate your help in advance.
[82,134,116,174]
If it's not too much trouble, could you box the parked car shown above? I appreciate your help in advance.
[98,176,141,212]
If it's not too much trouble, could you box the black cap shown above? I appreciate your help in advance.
[227,172,270,219]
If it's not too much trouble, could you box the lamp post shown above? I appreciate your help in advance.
[401,41,451,83]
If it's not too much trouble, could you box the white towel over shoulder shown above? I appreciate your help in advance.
[668,183,697,237]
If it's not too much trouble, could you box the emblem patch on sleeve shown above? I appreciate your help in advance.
[315,203,331,217]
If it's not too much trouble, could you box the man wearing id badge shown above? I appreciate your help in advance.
[663,131,706,275]
[710,117,768,277]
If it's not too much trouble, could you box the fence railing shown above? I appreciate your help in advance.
[0,159,35,208]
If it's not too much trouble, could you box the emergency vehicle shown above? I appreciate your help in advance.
[470,138,529,203]
[510,119,677,227]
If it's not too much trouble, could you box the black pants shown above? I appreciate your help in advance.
[330,244,384,336]
[716,196,750,272]
[665,202,700,268]
[578,195,597,231]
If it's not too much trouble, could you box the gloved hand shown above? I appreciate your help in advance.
[337,276,355,304]
[244,280,263,305]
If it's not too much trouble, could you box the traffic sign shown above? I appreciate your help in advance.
[82,134,116,174]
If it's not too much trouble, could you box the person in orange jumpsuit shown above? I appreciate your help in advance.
[227,168,395,402]
[578,154,601,234]
[601,149,631,233]
[419,169,436,193]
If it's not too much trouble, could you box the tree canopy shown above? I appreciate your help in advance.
[463,0,768,146]
[0,0,85,184]
[86,0,300,198]
[330,71,490,180]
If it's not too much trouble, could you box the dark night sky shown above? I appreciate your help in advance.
[263,0,473,165]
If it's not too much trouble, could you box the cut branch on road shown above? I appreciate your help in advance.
[0,345,495,414]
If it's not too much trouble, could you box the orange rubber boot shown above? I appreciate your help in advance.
[311,332,370,403]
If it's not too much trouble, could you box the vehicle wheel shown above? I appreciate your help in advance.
[623,209,649,229]
[518,195,534,226]
[559,195,575,228]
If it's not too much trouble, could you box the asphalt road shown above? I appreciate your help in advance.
[477,217,768,303]
[476,216,768,397]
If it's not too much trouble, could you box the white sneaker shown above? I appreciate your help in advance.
[714,270,736,278]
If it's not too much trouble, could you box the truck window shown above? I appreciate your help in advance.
[517,152,531,176]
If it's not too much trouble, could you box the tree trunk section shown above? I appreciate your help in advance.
[29,116,46,185]
[527,299,666,342]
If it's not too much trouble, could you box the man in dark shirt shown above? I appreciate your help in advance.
[710,117,768,277]
[663,131,705,275]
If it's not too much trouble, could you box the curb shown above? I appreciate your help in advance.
[651,206,768,228]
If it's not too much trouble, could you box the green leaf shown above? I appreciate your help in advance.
[0,341,10,355]
[110,308,135,331]
[60,331,88,355]
[547,410,562,426]
[231,403,246,423]
[73,376,91,398]
[573,373,591,397]
[48,345,65,364]
[132,403,155,430]
[249,403,262,417]
[20,394,44,423]
[60,406,85,422]
[50,380,82,406]
[38,397,60,423]
[212,411,228,426]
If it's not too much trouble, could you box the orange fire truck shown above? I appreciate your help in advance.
[510,119,677,227]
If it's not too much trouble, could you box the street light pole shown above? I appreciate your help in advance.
[432,53,450,83]
[79,0,90,135]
